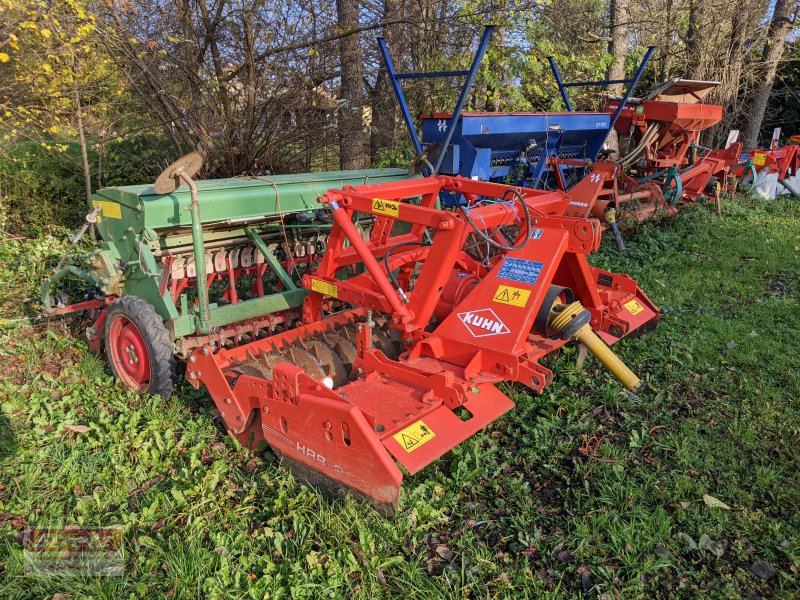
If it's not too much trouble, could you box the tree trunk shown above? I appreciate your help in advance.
[337,0,367,170]
[658,0,674,82]
[703,9,751,149]
[606,0,629,153]
[742,0,794,150]
[607,0,628,95]
[685,0,705,79]
[73,78,91,206]
[72,58,94,238]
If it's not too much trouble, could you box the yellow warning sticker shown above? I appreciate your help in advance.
[752,152,766,167]
[92,200,121,222]
[624,299,644,315]
[372,198,400,218]
[310,278,338,298]
[393,420,436,453]
[493,284,531,308]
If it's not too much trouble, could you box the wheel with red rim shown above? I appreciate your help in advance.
[104,296,176,399]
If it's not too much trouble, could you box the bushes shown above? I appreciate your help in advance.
[0,142,88,233]
[0,135,177,235]
[100,134,177,187]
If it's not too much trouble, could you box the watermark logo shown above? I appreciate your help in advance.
[23,526,124,576]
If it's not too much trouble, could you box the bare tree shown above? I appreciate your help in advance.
[742,0,797,149]
[337,0,368,169]
[99,0,345,176]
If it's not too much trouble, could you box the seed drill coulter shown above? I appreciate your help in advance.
[44,150,658,512]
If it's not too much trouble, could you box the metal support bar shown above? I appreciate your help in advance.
[328,201,411,318]
[378,37,422,154]
[547,47,656,160]
[395,70,471,79]
[41,265,98,313]
[181,173,212,335]
[170,288,307,338]
[378,26,494,165]
[547,57,573,111]
[433,26,494,174]
[244,227,297,290]
[562,79,634,87]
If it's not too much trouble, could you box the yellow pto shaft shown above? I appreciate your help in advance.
[549,301,641,390]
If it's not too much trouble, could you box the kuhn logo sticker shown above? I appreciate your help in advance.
[457,308,510,338]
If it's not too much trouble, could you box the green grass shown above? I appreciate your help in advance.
[0,195,799,599]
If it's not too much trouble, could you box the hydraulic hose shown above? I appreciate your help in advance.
[459,189,532,252]
[620,123,660,169]
[605,209,626,253]
[383,241,431,303]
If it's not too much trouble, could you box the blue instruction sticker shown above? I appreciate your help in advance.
[530,228,544,240]
[497,257,544,285]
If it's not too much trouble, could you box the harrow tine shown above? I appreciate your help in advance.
[319,332,358,378]
[285,345,326,382]
[300,339,349,388]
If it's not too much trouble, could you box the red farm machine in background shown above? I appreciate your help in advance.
[604,79,742,206]
[731,128,800,199]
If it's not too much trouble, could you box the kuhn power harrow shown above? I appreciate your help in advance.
[187,174,658,512]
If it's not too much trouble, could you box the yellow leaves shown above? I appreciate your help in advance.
[39,28,52,39]
[0,53,9,63]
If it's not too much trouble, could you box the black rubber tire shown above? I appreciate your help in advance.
[703,176,719,196]
[104,296,177,399]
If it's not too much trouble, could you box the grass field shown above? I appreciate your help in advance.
[1,195,799,599]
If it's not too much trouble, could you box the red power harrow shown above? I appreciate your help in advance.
[188,176,659,512]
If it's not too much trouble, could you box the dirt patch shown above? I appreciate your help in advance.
[764,270,797,298]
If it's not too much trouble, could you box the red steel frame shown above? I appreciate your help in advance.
[749,143,800,181]
[187,176,659,509]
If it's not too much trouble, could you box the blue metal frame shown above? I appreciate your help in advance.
[377,26,494,172]
[546,47,656,159]
[420,112,610,190]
